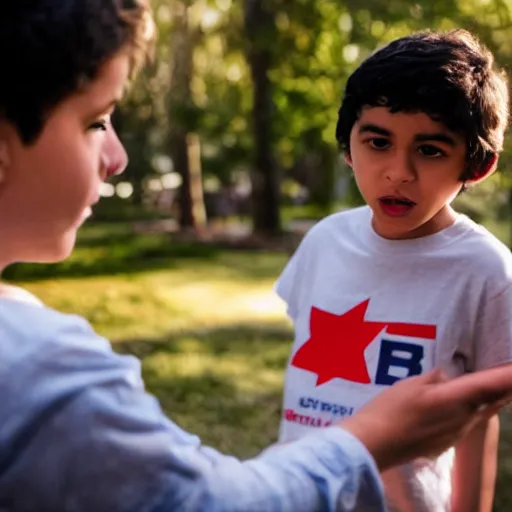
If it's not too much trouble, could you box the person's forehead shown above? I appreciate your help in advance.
[355,106,462,140]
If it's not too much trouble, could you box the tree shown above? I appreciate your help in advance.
[244,0,282,235]
[116,0,512,235]
[168,1,206,230]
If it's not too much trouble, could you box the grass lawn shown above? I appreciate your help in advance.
[7,222,292,459]
[6,220,512,509]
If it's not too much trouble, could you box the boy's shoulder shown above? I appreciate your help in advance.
[0,298,111,370]
[315,205,368,228]
[300,208,512,281]
[300,206,369,242]
[0,297,140,414]
[455,216,512,281]
[0,297,89,337]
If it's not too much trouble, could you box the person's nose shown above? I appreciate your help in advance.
[101,124,128,179]
[384,149,416,184]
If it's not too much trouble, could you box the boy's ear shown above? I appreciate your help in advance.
[344,152,353,168]
[0,140,10,184]
[465,154,498,185]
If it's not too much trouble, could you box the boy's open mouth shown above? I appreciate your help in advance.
[378,196,416,216]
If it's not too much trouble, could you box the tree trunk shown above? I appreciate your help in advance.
[171,130,195,228]
[168,2,205,231]
[245,0,281,235]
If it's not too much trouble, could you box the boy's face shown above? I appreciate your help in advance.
[0,51,129,264]
[346,107,467,240]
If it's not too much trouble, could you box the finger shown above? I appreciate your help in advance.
[439,364,512,406]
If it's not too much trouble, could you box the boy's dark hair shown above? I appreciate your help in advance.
[0,0,153,145]
[336,30,509,180]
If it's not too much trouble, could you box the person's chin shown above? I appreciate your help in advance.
[56,230,79,260]
[29,230,78,264]
[371,212,420,240]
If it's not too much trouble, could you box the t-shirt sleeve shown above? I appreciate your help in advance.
[472,282,512,372]
[274,250,303,320]
[274,229,317,321]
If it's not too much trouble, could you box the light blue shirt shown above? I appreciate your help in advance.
[0,299,385,511]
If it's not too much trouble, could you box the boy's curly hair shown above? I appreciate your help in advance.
[335,30,510,180]
[0,0,154,144]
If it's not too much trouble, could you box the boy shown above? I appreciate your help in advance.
[276,30,512,511]
[2,4,512,510]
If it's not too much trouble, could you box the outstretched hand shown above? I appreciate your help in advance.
[339,366,512,471]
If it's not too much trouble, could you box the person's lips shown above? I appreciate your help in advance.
[79,195,100,224]
[378,195,416,216]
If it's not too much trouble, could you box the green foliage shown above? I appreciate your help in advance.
[117,0,512,223]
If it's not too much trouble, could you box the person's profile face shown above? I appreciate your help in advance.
[0,51,130,265]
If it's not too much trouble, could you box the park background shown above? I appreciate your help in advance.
[9,1,512,508]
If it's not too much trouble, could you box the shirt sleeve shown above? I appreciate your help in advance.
[472,282,512,372]
[274,227,317,321]
[274,249,302,320]
[0,320,385,512]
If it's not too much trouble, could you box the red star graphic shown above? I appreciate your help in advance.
[291,299,387,386]
[291,300,436,386]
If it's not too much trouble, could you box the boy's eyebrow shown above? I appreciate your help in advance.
[85,99,119,124]
[358,124,458,146]
[96,99,118,114]
[87,99,119,119]
[414,133,457,146]
[358,124,392,137]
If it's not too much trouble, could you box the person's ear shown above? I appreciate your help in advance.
[465,154,498,185]
[344,151,353,168]
[0,140,11,185]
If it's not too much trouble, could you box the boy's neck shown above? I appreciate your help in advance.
[372,204,458,241]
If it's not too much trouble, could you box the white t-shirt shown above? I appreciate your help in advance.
[276,206,512,512]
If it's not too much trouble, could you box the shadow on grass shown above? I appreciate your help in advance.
[3,235,223,282]
[146,370,283,458]
[115,322,293,458]
[114,321,293,361]
[4,223,289,283]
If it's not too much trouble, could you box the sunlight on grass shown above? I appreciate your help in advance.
[19,262,288,341]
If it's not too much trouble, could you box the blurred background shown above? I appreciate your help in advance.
[9,0,512,508]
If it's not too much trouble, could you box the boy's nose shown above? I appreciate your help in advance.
[106,152,128,178]
[102,125,128,178]
[384,152,415,184]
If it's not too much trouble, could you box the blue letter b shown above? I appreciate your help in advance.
[375,339,424,386]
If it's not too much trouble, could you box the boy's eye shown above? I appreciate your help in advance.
[89,120,107,131]
[88,116,111,132]
[367,138,391,150]
[418,144,445,158]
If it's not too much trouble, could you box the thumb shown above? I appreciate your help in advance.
[443,365,512,406]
